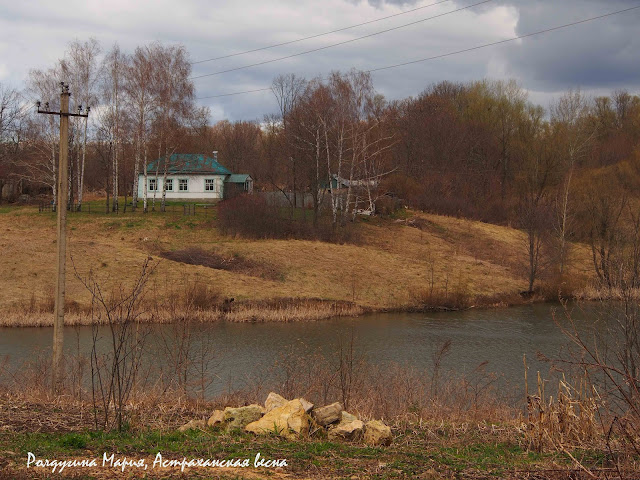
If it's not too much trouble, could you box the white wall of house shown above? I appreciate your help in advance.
[137,174,225,200]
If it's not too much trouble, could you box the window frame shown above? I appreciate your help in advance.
[205,178,217,192]
[178,178,189,192]
[148,178,157,192]
[165,178,173,191]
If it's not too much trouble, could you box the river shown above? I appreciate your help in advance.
[0,302,611,399]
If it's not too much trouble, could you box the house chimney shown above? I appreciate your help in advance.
[212,150,218,161]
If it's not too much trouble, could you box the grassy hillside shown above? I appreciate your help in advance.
[0,200,592,326]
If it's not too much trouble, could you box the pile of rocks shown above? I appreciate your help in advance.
[178,392,392,446]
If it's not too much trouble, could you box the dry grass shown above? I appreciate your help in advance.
[2,348,638,479]
[0,205,593,326]
[524,373,601,453]
[575,284,640,301]
[1,298,364,327]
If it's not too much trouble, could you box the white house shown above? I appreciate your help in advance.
[138,153,253,201]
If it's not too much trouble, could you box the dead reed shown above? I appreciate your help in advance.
[524,372,601,453]
[0,348,519,433]
[575,284,640,301]
[0,297,364,327]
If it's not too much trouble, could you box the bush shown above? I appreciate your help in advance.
[218,195,360,244]
[218,195,295,239]
[183,280,220,310]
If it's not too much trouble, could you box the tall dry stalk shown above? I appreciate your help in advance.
[553,298,640,460]
[155,277,220,400]
[75,258,155,431]
[525,372,600,453]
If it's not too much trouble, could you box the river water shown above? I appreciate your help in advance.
[0,303,610,399]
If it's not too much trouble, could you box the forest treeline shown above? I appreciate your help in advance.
[0,39,639,291]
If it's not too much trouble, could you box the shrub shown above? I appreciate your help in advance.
[218,194,360,244]
[183,280,220,311]
[218,195,294,239]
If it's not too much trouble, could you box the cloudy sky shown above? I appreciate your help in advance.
[1,0,638,122]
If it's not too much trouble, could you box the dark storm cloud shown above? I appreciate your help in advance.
[1,0,638,122]
[499,0,640,92]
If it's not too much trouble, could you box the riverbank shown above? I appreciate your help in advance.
[0,392,633,479]
[1,297,366,327]
[0,202,593,327]
[1,290,564,328]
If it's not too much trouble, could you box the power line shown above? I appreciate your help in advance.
[191,0,454,65]
[190,0,493,80]
[368,5,640,73]
[196,5,640,101]
[200,87,273,98]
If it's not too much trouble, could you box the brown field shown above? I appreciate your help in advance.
[0,202,593,326]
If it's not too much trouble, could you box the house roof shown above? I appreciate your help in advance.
[225,174,252,183]
[146,154,232,175]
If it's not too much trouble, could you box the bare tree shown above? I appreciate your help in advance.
[124,45,156,211]
[272,73,307,214]
[23,69,62,203]
[550,89,595,274]
[147,44,195,212]
[0,83,25,202]
[60,39,102,210]
[516,117,558,293]
[576,165,629,289]
[487,79,529,202]
[557,297,640,461]
[287,78,330,225]
[75,258,156,431]
[102,44,127,212]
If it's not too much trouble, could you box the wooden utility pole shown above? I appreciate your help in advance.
[37,83,89,393]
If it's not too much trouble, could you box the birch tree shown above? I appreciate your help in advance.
[550,89,595,274]
[124,45,155,211]
[102,44,127,212]
[24,69,61,204]
[149,44,194,212]
[60,38,101,210]
[320,70,391,226]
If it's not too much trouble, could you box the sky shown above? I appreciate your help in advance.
[1,0,639,123]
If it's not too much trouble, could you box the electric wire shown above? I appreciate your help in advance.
[191,0,454,65]
[190,0,493,80]
[196,5,640,100]
[368,5,640,73]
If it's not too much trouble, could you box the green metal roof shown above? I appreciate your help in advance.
[225,174,252,183]
[146,154,232,175]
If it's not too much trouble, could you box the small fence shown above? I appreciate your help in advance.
[38,201,215,217]
[39,202,102,214]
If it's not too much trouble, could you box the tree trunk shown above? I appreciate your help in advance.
[143,143,148,213]
[112,71,119,213]
[132,133,140,210]
[161,146,168,212]
[558,166,573,275]
[152,145,160,211]
[78,115,88,210]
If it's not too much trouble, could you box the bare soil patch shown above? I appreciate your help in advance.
[159,247,283,281]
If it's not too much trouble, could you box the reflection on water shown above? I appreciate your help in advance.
[0,302,613,398]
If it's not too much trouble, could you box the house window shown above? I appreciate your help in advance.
[205,178,217,192]
[179,179,188,191]
[149,178,157,191]
[165,179,173,191]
